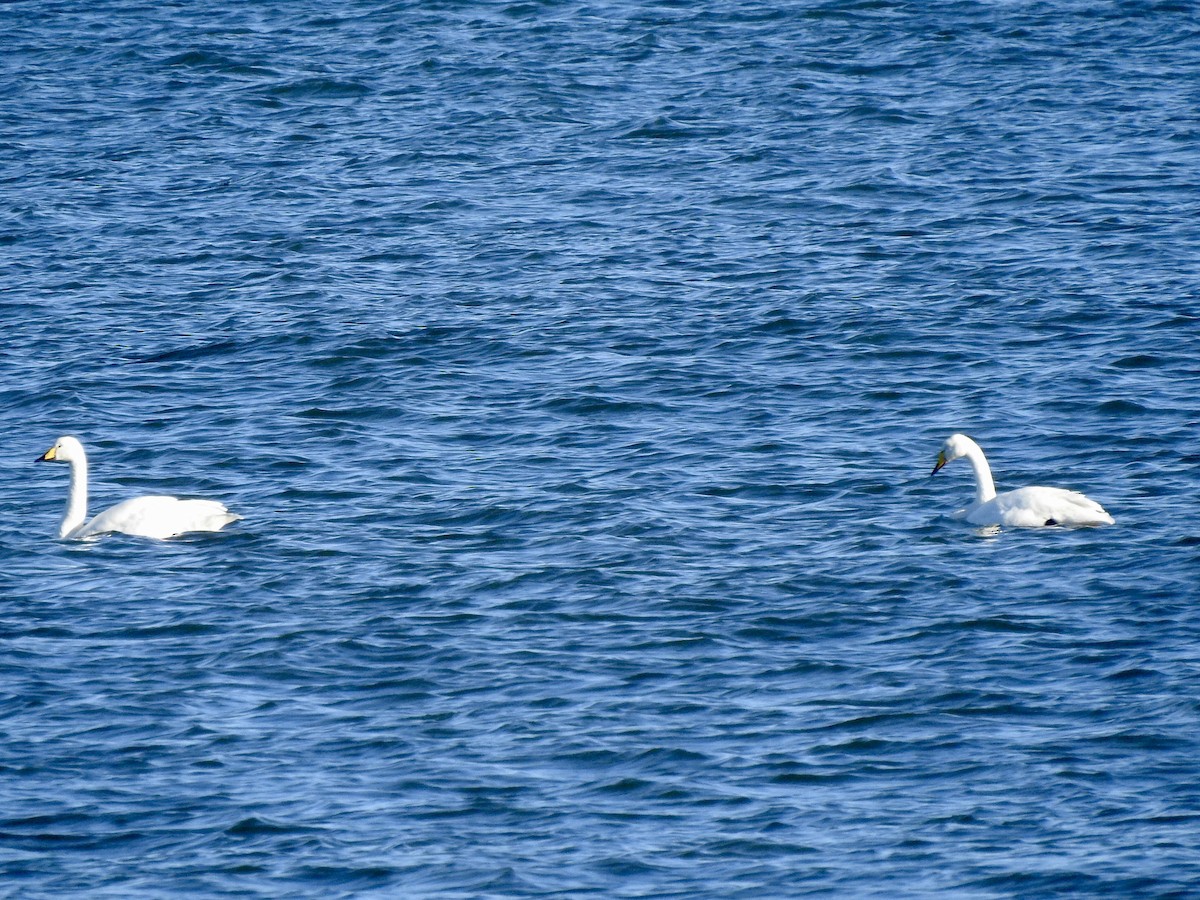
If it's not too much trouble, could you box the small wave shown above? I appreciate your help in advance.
[225,816,316,836]
[1111,354,1165,369]
[1097,399,1151,415]
[162,49,278,78]
[131,340,239,364]
[264,78,372,100]
[618,116,730,141]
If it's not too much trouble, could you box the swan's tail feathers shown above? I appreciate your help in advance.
[1066,491,1115,526]
[175,499,242,534]
[1051,493,1115,526]
[209,505,242,532]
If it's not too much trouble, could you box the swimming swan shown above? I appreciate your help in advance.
[37,436,241,540]
[931,433,1113,527]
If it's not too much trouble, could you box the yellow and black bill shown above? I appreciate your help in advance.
[930,450,947,476]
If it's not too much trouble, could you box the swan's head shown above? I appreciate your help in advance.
[37,435,85,464]
[931,433,977,475]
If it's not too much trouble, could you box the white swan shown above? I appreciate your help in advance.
[37,435,241,540]
[931,433,1114,528]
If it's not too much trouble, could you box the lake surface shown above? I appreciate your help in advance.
[2,1,1199,896]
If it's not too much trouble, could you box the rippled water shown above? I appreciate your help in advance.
[3,1,1199,895]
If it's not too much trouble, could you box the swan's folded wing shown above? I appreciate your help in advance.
[983,486,1114,527]
[74,496,240,540]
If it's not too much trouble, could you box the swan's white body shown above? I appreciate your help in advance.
[37,436,240,540]
[931,433,1113,528]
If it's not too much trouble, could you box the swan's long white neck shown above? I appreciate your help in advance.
[61,453,89,539]
[962,441,997,505]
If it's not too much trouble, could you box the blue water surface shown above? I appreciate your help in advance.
[2,1,1199,896]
